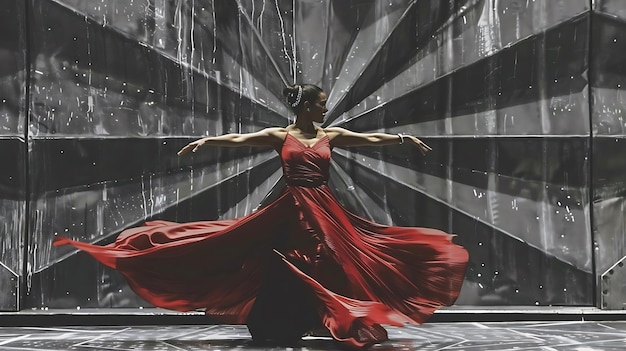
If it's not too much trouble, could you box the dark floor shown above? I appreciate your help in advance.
[1,321,626,350]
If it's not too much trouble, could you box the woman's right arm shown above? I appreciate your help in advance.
[177,127,286,156]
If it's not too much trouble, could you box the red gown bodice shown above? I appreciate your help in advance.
[281,134,330,186]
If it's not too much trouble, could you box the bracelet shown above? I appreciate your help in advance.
[397,133,405,144]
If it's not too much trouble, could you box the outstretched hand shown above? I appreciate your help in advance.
[177,140,205,156]
[406,136,432,155]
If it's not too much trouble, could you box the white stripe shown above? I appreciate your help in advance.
[0,334,31,346]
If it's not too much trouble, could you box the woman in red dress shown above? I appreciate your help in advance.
[55,84,468,349]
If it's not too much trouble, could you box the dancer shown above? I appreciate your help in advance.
[55,84,468,349]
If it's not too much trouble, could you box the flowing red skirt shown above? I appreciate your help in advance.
[55,185,468,348]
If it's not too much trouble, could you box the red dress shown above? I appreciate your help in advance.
[54,133,468,348]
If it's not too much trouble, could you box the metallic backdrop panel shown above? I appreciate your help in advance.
[0,0,619,310]
[590,7,626,307]
[0,0,27,311]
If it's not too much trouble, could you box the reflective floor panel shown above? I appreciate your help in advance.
[0,321,625,350]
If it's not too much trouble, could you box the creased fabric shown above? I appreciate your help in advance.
[55,133,468,348]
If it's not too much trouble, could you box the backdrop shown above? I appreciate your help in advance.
[0,0,624,312]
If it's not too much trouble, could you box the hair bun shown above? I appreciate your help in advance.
[282,85,298,99]
[282,84,323,111]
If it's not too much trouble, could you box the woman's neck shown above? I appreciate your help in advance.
[294,118,316,135]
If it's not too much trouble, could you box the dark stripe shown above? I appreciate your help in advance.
[321,1,378,92]
[339,13,589,130]
[0,138,26,199]
[191,0,288,96]
[590,12,626,90]
[338,136,589,192]
[593,137,626,191]
[154,156,281,222]
[29,137,276,194]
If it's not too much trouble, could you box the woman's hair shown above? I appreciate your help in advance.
[283,84,323,112]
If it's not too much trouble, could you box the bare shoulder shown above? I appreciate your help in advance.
[263,127,289,137]
[323,127,349,139]
[262,127,289,147]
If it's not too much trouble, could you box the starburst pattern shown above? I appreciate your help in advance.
[4,0,622,310]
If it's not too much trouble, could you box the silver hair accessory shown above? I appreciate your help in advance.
[291,85,303,107]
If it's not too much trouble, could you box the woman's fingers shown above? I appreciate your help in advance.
[177,143,196,156]
[410,137,431,155]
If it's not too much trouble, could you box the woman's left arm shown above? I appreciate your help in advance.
[325,127,432,155]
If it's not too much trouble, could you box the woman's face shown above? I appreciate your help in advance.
[310,92,328,123]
